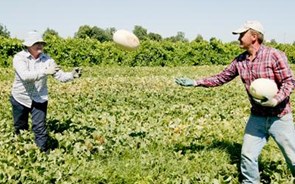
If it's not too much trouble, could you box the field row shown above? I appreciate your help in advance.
[0,66,293,183]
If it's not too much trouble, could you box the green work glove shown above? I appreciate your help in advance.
[72,67,82,78]
[253,97,278,107]
[175,77,195,87]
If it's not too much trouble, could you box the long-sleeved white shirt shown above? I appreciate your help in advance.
[11,50,75,108]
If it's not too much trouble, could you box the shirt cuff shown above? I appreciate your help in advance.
[194,80,199,86]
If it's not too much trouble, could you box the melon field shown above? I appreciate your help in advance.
[0,66,294,183]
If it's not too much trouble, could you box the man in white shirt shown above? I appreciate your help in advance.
[10,31,82,152]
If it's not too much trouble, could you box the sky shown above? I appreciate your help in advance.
[1,0,295,43]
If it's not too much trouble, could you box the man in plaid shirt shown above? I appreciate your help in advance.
[176,20,295,183]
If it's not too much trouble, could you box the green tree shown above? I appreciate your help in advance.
[133,25,148,40]
[147,32,162,41]
[91,26,111,42]
[105,27,116,40]
[75,25,92,39]
[193,34,204,42]
[165,31,188,42]
[75,25,111,42]
[43,28,59,39]
[0,23,10,38]
[270,39,277,45]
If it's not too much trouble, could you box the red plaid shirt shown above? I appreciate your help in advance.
[195,45,295,117]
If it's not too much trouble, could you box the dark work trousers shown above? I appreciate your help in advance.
[10,96,48,151]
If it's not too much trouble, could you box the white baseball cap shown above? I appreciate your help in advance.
[232,20,264,35]
[23,31,46,47]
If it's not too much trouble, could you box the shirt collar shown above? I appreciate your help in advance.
[245,44,265,61]
[24,49,46,60]
[252,44,265,61]
[236,45,265,62]
[256,45,265,56]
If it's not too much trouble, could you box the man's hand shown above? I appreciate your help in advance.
[175,77,195,87]
[253,97,278,107]
[44,64,60,75]
[72,67,82,78]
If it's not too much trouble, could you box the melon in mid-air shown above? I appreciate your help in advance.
[249,78,278,100]
[113,29,140,51]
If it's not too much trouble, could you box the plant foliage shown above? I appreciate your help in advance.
[1,66,295,183]
[1,36,295,68]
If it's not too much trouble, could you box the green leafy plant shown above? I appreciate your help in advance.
[1,66,295,183]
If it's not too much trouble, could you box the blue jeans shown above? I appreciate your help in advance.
[241,113,295,183]
[10,96,48,151]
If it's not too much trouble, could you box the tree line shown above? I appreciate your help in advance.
[44,25,191,43]
[2,23,294,45]
[0,23,201,43]
[0,24,203,42]
[1,23,295,68]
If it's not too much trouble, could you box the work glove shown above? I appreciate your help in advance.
[175,77,195,87]
[72,67,82,78]
[253,97,278,107]
[44,64,60,75]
